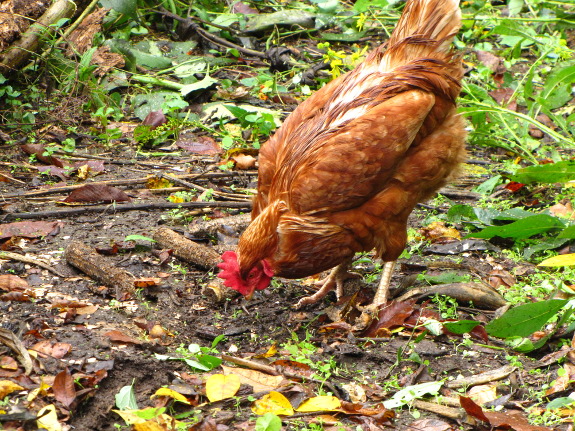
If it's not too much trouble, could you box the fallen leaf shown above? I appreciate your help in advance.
[205,373,241,402]
[296,396,341,412]
[53,368,76,407]
[252,391,294,416]
[63,184,131,203]
[468,384,498,406]
[104,330,142,345]
[0,275,29,291]
[232,154,257,170]
[406,418,453,431]
[0,221,62,240]
[36,404,63,431]
[151,387,190,404]
[0,380,24,398]
[221,365,284,392]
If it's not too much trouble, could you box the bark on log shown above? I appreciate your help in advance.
[0,0,76,74]
[65,240,134,300]
[152,227,220,269]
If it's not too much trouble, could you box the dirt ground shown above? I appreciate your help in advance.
[0,139,567,431]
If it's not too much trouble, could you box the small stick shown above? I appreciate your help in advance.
[2,201,252,221]
[445,365,516,389]
[0,328,33,375]
[411,400,466,420]
[0,251,66,278]
[2,171,258,199]
[64,241,135,300]
[158,173,251,201]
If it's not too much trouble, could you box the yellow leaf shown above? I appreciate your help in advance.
[252,391,294,416]
[254,343,278,358]
[222,365,284,393]
[113,409,147,425]
[113,408,181,428]
[151,387,189,404]
[538,254,575,267]
[36,404,62,431]
[205,373,241,402]
[0,380,23,398]
[134,420,170,431]
[296,396,341,412]
[28,377,50,402]
[468,384,498,405]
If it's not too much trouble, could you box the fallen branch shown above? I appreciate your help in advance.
[0,0,76,73]
[64,241,135,300]
[152,227,220,269]
[396,282,507,310]
[0,251,66,278]
[445,365,516,389]
[2,201,252,221]
[2,171,257,199]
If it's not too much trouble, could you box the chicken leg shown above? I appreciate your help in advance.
[355,261,396,328]
[295,260,359,308]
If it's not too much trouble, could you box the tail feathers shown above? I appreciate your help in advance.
[389,0,461,49]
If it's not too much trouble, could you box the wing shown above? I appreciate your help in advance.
[271,89,436,215]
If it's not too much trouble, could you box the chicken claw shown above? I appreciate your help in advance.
[355,261,396,329]
[295,261,359,308]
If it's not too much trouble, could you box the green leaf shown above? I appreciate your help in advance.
[468,214,565,240]
[198,354,222,371]
[512,161,575,184]
[485,299,568,338]
[100,0,136,18]
[184,358,211,371]
[547,397,575,410]
[115,382,138,410]
[180,75,218,96]
[124,235,156,243]
[255,413,282,431]
[474,175,502,195]
[383,381,444,409]
[559,225,575,239]
[508,0,524,16]
[443,320,481,334]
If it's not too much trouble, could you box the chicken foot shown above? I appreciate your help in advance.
[295,260,359,308]
[355,261,396,328]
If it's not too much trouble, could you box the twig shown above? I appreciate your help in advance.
[156,9,267,59]
[445,365,516,389]
[2,171,257,199]
[0,328,33,375]
[221,354,344,398]
[158,173,252,201]
[1,201,252,221]
[0,251,66,278]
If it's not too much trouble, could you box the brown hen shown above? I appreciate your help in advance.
[218,0,467,319]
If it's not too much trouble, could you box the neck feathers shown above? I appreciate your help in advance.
[238,200,287,272]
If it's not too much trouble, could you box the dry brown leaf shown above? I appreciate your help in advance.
[232,154,257,170]
[468,384,498,405]
[104,330,142,345]
[53,368,77,407]
[221,365,284,393]
[0,274,29,291]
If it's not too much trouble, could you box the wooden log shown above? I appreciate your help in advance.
[0,0,76,74]
[64,240,134,300]
[152,227,220,269]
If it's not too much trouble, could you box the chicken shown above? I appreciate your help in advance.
[218,0,466,319]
